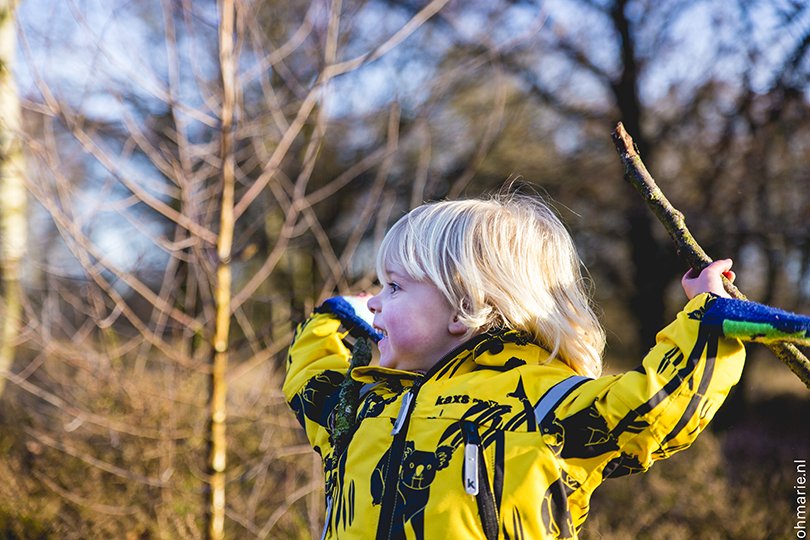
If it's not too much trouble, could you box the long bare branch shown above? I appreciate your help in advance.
[611,121,810,389]
[26,428,167,488]
[5,369,190,439]
[323,0,451,79]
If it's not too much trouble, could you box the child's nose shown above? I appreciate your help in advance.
[367,294,380,313]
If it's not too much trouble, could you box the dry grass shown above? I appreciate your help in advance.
[0,347,321,539]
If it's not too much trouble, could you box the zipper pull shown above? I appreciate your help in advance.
[464,442,479,495]
[391,391,414,435]
[461,421,481,496]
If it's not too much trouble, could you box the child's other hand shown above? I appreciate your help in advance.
[681,259,735,300]
[316,294,382,342]
[341,294,374,326]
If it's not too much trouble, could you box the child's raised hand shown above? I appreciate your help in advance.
[316,294,383,342]
[681,259,735,300]
[341,294,375,326]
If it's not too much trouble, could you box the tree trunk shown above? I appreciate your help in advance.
[0,0,26,398]
[610,0,674,349]
[207,0,236,538]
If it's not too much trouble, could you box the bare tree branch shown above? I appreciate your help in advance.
[612,121,810,389]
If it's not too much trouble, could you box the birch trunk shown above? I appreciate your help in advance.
[0,0,26,398]
[207,0,236,538]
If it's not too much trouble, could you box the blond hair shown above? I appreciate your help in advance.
[376,194,605,378]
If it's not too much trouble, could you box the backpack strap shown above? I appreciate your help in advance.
[534,375,591,428]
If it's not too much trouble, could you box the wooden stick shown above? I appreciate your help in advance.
[611,122,810,389]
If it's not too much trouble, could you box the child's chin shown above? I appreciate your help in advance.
[377,340,395,369]
[378,356,397,369]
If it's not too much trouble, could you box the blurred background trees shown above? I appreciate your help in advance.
[0,0,807,537]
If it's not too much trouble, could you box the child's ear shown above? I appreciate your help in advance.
[448,315,467,336]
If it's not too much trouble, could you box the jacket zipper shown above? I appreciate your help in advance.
[375,380,423,539]
[374,333,492,540]
[461,421,499,540]
[390,390,414,435]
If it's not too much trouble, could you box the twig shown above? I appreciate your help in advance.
[611,122,810,389]
[330,337,373,455]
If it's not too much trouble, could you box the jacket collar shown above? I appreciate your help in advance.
[351,329,552,384]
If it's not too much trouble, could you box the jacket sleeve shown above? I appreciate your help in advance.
[548,293,746,482]
[283,313,352,454]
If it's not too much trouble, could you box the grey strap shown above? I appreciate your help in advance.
[533,375,590,427]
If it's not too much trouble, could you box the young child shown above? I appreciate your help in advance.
[284,193,785,539]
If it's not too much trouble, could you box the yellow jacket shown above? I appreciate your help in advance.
[284,293,745,539]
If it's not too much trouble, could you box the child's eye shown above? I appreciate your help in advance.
[388,282,401,293]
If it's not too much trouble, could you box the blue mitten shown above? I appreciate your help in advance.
[702,296,810,346]
[315,296,383,342]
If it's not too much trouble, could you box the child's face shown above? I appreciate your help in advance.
[367,263,468,372]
